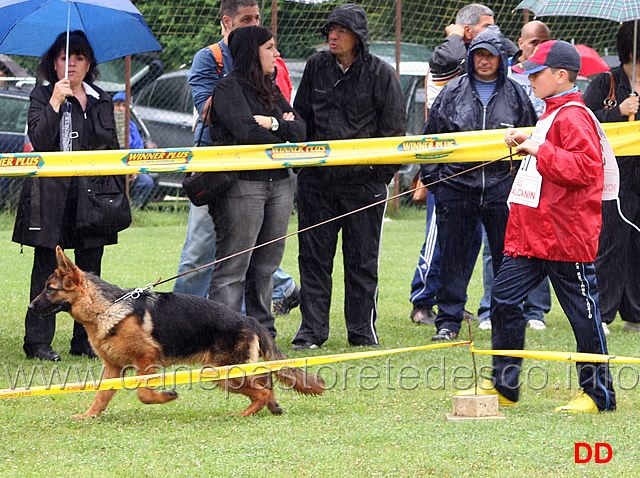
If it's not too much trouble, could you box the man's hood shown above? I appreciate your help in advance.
[320,3,370,57]
[467,25,509,82]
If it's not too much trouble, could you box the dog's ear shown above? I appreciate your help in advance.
[55,245,82,282]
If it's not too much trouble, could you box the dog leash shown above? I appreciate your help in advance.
[112,151,521,304]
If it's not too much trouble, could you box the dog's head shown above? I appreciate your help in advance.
[29,246,85,317]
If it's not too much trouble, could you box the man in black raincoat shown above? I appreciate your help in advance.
[421,25,537,342]
[291,4,405,349]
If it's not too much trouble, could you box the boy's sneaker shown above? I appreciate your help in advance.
[273,285,300,316]
[527,319,547,330]
[601,322,611,335]
[478,319,492,330]
[431,328,457,341]
[410,306,436,325]
[623,321,640,332]
[457,380,517,407]
[554,392,599,413]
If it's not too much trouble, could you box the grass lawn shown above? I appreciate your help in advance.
[0,206,637,477]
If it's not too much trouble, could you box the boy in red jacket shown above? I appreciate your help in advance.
[460,40,616,413]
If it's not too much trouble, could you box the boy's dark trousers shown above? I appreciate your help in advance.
[491,254,616,411]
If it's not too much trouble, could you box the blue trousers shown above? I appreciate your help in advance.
[410,190,483,309]
[491,255,616,411]
[433,182,510,333]
[478,227,552,322]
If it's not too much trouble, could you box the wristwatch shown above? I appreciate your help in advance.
[270,116,279,131]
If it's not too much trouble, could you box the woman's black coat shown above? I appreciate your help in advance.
[13,83,124,249]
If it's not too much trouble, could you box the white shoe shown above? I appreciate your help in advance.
[527,319,546,330]
[601,322,611,335]
[478,320,492,330]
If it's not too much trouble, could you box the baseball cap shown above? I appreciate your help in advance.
[512,40,581,75]
[112,91,126,102]
[470,41,499,57]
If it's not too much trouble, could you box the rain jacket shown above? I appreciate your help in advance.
[13,83,122,249]
[503,91,604,262]
[421,26,538,192]
[293,3,406,185]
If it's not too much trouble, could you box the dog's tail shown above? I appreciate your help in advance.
[257,328,325,396]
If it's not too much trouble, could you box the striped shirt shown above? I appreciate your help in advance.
[474,78,497,105]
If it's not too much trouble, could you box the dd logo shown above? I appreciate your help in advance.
[574,443,612,463]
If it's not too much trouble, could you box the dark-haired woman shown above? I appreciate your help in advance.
[13,31,125,360]
[207,26,305,337]
[583,21,640,334]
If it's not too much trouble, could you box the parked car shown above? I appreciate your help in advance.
[0,86,33,209]
[133,68,194,148]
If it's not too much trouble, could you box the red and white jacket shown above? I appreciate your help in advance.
[504,91,604,262]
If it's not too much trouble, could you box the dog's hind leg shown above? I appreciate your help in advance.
[73,362,120,419]
[225,374,282,416]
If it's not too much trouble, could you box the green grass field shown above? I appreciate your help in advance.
[0,206,637,477]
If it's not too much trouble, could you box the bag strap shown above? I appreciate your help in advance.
[207,43,224,76]
[603,71,617,109]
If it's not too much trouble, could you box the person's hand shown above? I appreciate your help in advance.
[515,139,539,157]
[445,24,464,37]
[253,114,271,129]
[200,97,212,121]
[618,94,639,117]
[50,79,73,112]
[504,128,529,148]
[282,112,295,121]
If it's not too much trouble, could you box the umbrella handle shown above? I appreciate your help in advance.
[629,92,638,122]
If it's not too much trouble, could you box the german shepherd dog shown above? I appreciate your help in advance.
[29,246,324,418]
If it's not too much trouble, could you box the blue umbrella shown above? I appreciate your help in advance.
[0,0,161,64]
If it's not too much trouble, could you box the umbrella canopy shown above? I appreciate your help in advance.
[0,0,161,64]
[515,0,640,22]
[575,44,611,76]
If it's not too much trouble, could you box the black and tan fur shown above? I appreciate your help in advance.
[29,246,324,418]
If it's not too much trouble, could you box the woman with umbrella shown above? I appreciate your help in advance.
[13,30,128,361]
[206,26,305,338]
[583,21,640,335]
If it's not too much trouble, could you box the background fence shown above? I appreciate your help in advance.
[0,0,626,208]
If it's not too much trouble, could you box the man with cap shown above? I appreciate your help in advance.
[421,25,537,342]
[291,4,405,349]
[459,40,616,413]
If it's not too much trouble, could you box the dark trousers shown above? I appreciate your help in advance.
[294,174,387,346]
[491,255,616,411]
[24,246,103,353]
[433,182,510,333]
[595,196,640,324]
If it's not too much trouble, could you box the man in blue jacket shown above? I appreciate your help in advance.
[422,25,537,341]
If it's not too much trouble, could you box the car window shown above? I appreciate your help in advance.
[0,93,28,134]
[139,76,193,114]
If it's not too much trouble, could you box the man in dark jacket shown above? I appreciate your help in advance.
[291,4,406,349]
[422,25,537,341]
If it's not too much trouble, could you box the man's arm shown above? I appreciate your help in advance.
[429,33,467,77]
[188,46,222,118]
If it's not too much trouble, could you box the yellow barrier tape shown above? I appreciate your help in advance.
[0,122,638,177]
[0,341,469,399]
[470,343,640,363]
